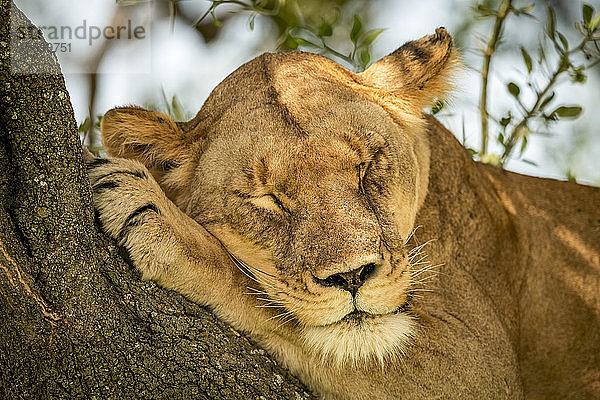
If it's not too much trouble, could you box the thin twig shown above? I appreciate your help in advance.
[500,65,561,161]
[479,0,512,156]
[500,32,599,161]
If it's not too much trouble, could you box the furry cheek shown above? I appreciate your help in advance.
[282,289,354,327]
[356,266,412,314]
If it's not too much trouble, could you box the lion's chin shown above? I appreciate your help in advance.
[300,311,415,367]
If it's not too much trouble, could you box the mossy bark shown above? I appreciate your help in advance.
[0,2,314,398]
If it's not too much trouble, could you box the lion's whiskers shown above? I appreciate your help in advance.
[234,261,276,289]
[404,225,422,245]
[411,262,444,279]
[245,263,277,278]
[411,258,430,265]
[231,252,277,280]
[256,304,287,309]
[227,251,280,292]
[244,286,270,295]
[265,310,294,323]
[243,284,302,329]
[278,317,299,330]
[256,298,292,309]
[407,239,433,256]
[229,256,299,324]
[410,277,437,287]
[256,300,286,306]
[404,233,444,303]
[409,288,434,293]
[244,287,299,326]
[409,254,429,266]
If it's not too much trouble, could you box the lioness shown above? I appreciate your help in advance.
[87,28,600,399]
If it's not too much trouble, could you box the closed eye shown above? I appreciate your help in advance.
[358,161,370,193]
[267,193,287,211]
[250,193,291,214]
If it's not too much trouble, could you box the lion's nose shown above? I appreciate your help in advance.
[315,262,378,296]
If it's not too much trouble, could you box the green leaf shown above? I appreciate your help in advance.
[583,3,594,26]
[522,159,538,166]
[570,67,587,84]
[78,116,90,133]
[210,9,222,28]
[285,36,299,49]
[507,82,520,98]
[292,37,321,49]
[500,114,512,127]
[515,124,530,139]
[546,5,556,39]
[497,133,505,145]
[467,148,478,156]
[551,105,583,118]
[360,49,371,68]
[519,4,535,14]
[318,20,333,37]
[567,169,577,182]
[249,15,255,31]
[171,95,185,122]
[360,29,385,47]
[537,43,546,64]
[431,99,444,115]
[557,32,569,51]
[539,92,555,110]
[520,47,532,73]
[350,15,362,43]
[590,12,600,30]
[475,4,496,17]
[520,136,528,155]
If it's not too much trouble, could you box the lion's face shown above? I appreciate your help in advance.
[101,28,458,365]
[188,91,418,364]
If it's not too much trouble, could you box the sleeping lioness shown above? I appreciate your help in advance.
[87,28,600,399]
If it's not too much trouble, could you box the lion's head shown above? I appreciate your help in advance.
[100,28,459,366]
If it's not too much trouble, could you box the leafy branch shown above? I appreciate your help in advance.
[478,0,513,156]
[476,1,600,167]
[192,0,384,71]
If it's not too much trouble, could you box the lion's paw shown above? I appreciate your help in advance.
[86,157,164,246]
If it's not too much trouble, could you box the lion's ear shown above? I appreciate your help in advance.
[101,106,188,169]
[359,27,460,111]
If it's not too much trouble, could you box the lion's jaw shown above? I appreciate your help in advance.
[293,258,415,367]
[217,237,416,367]
[261,272,416,367]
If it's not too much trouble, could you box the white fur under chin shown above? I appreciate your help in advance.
[301,312,415,367]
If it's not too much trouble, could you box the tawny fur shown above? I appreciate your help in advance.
[89,28,600,399]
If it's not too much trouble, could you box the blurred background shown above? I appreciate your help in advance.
[12,0,600,185]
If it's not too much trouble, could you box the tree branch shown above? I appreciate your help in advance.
[479,0,512,156]
[0,1,315,397]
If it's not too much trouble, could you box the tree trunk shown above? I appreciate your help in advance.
[0,2,314,398]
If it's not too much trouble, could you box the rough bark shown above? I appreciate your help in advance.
[0,2,314,398]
